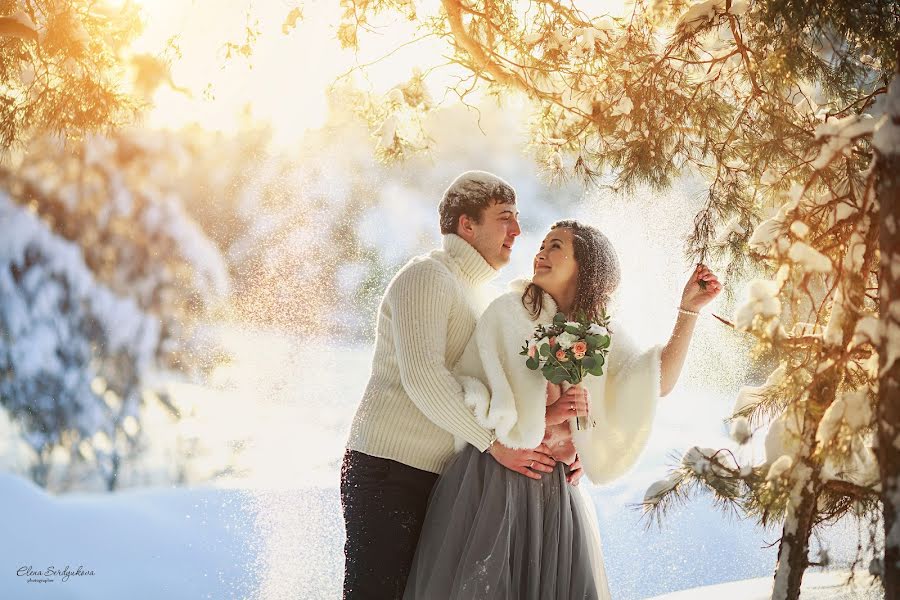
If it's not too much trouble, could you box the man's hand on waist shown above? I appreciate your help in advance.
[488,441,556,480]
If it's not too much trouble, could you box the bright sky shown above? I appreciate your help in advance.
[120,0,630,148]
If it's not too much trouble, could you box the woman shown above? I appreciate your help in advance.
[403,220,722,599]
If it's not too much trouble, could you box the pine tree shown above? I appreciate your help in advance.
[0,130,230,491]
[0,0,141,147]
[337,0,899,597]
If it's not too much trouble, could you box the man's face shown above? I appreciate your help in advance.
[464,202,521,269]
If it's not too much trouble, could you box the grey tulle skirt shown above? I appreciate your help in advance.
[403,445,611,600]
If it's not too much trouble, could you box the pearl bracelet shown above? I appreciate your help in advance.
[678,306,700,317]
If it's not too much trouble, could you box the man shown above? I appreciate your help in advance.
[341,171,580,599]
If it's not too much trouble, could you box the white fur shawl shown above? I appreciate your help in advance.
[454,279,662,485]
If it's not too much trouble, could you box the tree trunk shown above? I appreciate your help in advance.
[770,402,827,600]
[876,68,900,600]
[106,452,120,492]
[771,180,880,599]
[30,447,51,489]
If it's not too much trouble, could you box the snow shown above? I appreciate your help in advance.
[748,216,786,255]
[10,9,37,33]
[0,466,880,600]
[644,570,880,599]
[714,215,746,245]
[812,115,876,169]
[789,241,833,273]
[377,114,399,148]
[681,446,726,476]
[842,232,866,276]
[824,288,847,346]
[675,0,726,34]
[764,407,804,464]
[594,16,617,31]
[733,365,785,417]
[141,194,230,299]
[574,27,599,57]
[816,390,872,445]
[388,88,405,105]
[545,29,572,53]
[611,95,634,116]
[0,192,161,456]
[790,220,809,239]
[734,279,781,330]
[821,437,879,488]
[0,473,260,599]
[728,0,749,16]
[730,416,751,444]
[643,473,680,505]
[766,454,793,480]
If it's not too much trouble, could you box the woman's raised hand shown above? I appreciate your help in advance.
[680,263,722,312]
[546,386,590,426]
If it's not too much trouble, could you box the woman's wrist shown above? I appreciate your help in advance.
[677,305,700,317]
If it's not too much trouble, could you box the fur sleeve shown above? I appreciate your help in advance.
[572,324,662,484]
[455,294,547,450]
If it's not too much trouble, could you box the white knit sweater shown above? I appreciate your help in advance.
[455,279,663,484]
[346,234,498,474]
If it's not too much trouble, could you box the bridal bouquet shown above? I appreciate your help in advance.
[519,312,612,429]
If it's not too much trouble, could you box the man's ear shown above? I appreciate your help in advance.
[457,213,476,242]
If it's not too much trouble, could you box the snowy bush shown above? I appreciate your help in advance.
[0,192,160,489]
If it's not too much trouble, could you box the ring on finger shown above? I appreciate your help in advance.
[529,460,534,469]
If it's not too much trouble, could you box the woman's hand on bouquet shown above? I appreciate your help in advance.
[546,386,590,426]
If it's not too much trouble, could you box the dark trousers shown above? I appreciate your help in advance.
[340,449,439,600]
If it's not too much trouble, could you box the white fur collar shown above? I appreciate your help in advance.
[506,277,559,322]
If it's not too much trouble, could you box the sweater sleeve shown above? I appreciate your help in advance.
[388,263,494,452]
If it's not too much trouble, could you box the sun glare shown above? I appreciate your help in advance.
[129,0,630,148]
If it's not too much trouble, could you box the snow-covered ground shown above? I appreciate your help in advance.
[0,467,878,600]
[645,572,881,600]
[0,326,880,599]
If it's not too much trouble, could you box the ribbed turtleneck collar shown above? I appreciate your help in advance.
[442,234,498,287]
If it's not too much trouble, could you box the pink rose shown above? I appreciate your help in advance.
[528,344,537,358]
[549,336,557,347]
[572,341,587,355]
[574,350,586,360]
[556,349,568,362]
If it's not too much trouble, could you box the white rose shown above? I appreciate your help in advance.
[556,332,579,349]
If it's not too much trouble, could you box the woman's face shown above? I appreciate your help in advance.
[532,228,578,297]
